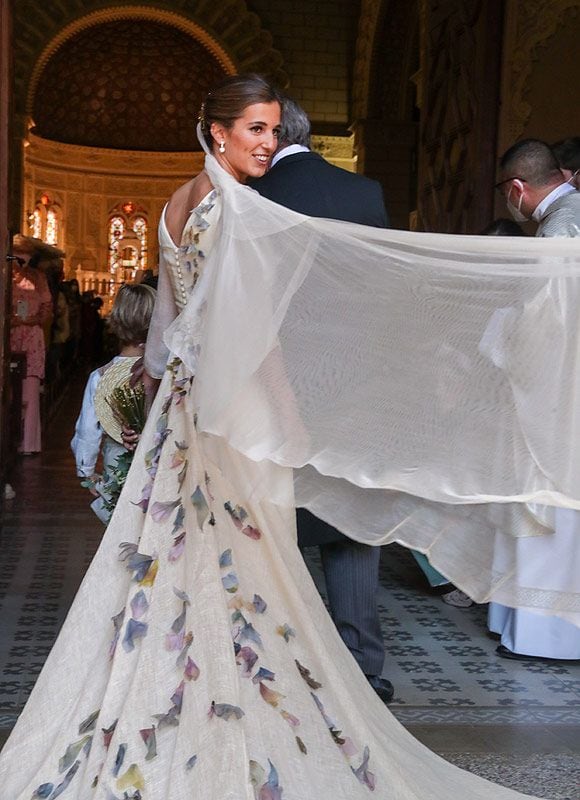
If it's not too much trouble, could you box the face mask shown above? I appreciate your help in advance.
[506,181,527,222]
[567,170,579,188]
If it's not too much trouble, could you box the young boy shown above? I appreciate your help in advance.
[71,283,156,522]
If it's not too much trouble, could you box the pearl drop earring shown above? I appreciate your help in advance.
[219,141,225,153]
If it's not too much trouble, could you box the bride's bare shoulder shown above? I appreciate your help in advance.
[165,172,214,244]
[169,172,213,210]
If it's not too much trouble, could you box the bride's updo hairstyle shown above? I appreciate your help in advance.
[199,73,281,149]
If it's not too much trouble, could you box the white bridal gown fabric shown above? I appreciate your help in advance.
[0,184,554,799]
[0,195,534,800]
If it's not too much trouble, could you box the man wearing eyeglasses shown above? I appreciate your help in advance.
[496,138,580,237]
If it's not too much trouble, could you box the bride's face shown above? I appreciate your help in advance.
[211,102,281,183]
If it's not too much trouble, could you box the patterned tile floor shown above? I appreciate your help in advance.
[311,548,580,722]
[0,379,579,797]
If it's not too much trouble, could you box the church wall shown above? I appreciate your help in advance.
[17,1,580,244]
[0,0,13,490]
[246,0,360,127]
[353,0,419,230]
[498,0,580,154]
[416,1,504,233]
[23,135,205,307]
[516,10,580,142]
[494,0,580,218]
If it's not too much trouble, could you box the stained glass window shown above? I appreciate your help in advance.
[109,216,125,272]
[46,208,58,245]
[32,208,42,239]
[132,217,147,269]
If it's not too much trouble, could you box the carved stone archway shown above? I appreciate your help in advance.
[498,0,580,153]
[352,0,384,123]
[416,1,504,233]
[351,0,419,229]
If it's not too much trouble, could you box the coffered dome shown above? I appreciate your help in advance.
[32,19,228,151]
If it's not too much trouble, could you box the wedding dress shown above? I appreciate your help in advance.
[6,128,580,795]
[2,180,555,799]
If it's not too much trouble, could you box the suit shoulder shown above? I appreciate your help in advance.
[327,165,387,208]
[321,161,381,189]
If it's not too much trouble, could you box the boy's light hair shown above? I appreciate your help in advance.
[108,283,156,345]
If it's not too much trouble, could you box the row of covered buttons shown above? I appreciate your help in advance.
[173,244,188,310]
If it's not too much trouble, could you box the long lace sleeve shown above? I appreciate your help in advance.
[144,251,177,379]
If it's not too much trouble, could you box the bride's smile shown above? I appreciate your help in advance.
[210,101,281,182]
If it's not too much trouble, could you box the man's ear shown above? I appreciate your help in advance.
[511,178,525,198]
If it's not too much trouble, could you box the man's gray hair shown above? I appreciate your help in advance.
[279,97,311,148]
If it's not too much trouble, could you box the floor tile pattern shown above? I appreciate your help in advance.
[306,546,580,723]
[443,754,579,800]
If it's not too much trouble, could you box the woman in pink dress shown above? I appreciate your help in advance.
[9,235,53,453]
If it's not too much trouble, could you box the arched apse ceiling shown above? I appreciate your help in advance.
[31,18,229,151]
[15,1,287,129]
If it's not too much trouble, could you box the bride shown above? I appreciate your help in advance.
[1,73,575,799]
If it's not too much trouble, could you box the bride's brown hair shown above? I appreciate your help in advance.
[199,74,282,146]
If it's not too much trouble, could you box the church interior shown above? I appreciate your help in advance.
[1,1,580,796]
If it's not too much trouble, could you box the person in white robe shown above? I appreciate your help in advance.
[489,138,580,660]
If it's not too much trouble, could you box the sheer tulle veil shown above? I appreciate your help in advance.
[165,124,580,620]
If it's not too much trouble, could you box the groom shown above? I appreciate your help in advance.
[252,98,393,703]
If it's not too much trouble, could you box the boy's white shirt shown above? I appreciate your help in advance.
[70,355,131,477]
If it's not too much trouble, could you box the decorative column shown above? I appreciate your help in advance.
[416,0,504,233]
[0,0,12,491]
[351,0,420,230]
[497,0,580,154]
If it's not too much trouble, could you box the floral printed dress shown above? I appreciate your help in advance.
[0,195,539,800]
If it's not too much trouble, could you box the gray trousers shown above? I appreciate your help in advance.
[297,508,385,677]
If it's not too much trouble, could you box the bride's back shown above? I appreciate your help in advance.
[165,171,213,246]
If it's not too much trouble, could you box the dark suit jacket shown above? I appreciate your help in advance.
[252,150,389,547]
[251,151,389,228]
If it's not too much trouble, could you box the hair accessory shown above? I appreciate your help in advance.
[198,102,207,132]
[219,141,226,154]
